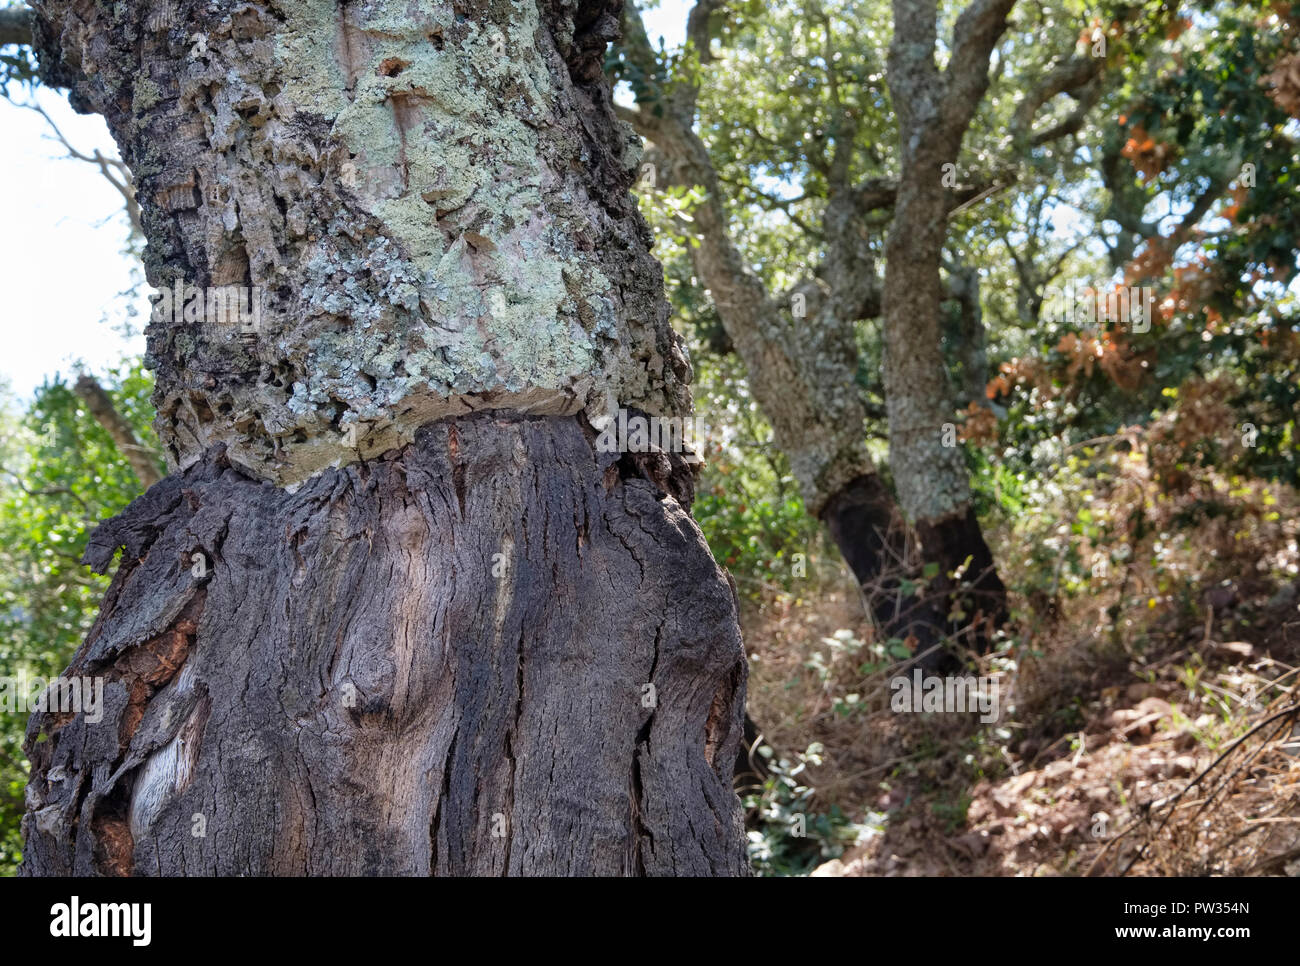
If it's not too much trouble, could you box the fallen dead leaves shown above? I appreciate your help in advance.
[812,662,1300,877]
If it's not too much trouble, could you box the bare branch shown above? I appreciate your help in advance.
[940,0,1019,141]
[0,462,91,513]
[849,174,1009,215]
[1164,172,1233,251]
[73,374,163,490]
[0,6,32,48]
[1011,53,1103,146]
[716,173,820,237]
[21,100,142,237]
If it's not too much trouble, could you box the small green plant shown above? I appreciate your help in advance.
[932,792,972,833]
[744,742,883,876]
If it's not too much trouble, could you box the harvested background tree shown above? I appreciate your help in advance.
[880,0,1016,650]
[617,0,954,663]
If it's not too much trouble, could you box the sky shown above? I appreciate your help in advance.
[0,3,690,401]
[0,87,147,400]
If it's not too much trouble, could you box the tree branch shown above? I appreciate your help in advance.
[618,0,879,512]
[0,6,32,47]
[73,375,162,490]
[1011,52,1103,146]
[716,173,820,236]
[848,174,1009,216]
[685,0,722,65]
[0,462,91,514]
[20,100,143,237]
[940,0,1019,142]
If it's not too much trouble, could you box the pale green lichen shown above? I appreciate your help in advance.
[252,0,620,482]
[133,76,162,116]
[133,0,680,485]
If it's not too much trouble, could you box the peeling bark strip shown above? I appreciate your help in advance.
[22,418,749,876]
[26,0,750,875]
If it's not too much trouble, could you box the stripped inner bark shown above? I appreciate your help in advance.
[23,417,749,875]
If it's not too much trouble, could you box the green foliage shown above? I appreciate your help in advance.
[693,486,818,595]
[0,0,1295,877]
[685,351,827,597]
[931,791,973,834]
[0,361,157,875]
[744,742,883,876]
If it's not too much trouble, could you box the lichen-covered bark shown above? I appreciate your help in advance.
[881,187,970,526]
[24,0,749,876]
[22,419,749,875]
[33,0,689,485]
[636,127,876,516]
[683,173,875,515]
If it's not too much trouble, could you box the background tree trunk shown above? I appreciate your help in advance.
[21,0,749,876]
[618,1,933,652]
[882,0,1014,658]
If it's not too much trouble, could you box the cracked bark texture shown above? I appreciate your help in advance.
[23,421,747,876]
[21,0,749,876]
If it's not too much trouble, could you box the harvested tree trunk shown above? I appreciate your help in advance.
[881,0,1013,661]
[21,0,749,876]
[617,5,974,666]
[820,471,953,663]
[881,184,1008,662]
[24,422,748,875]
